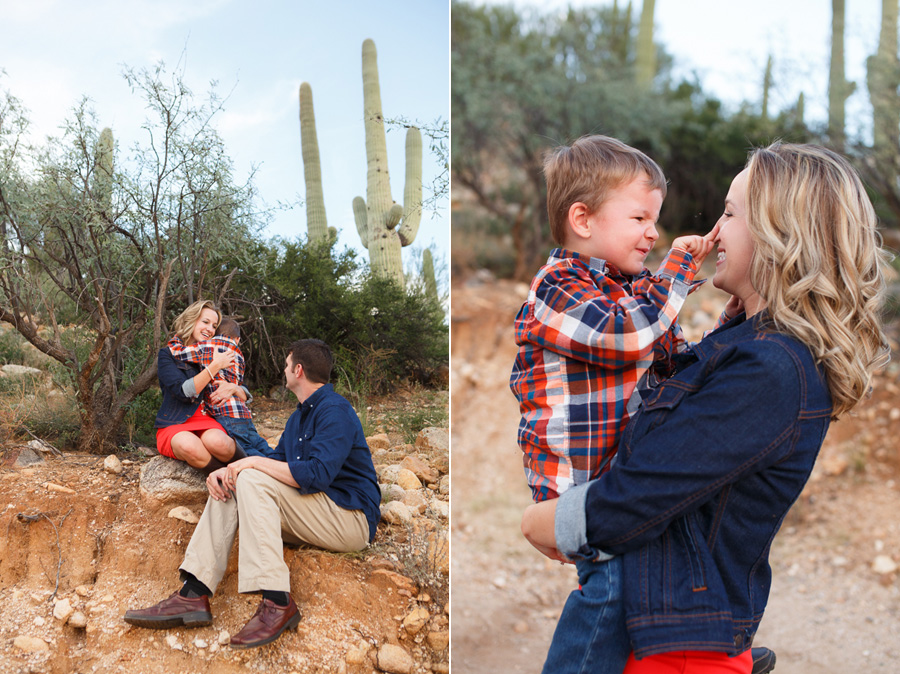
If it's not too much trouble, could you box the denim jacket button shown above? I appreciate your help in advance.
[733,633,743,648]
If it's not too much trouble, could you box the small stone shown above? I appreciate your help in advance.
[401,607,430,634]
[380,483,407,503]
[430,497,449,520]
[102,594,115,603]
[33,617,45,627]
[13,635,49,652]
[367,433,391,450]
[45,482,76,494]
[53,598,74,623]
[166,634,182,650]
[426,630,449,651]
[218,630,231,645]
[69,612,87,628]
[402,490,428,514]
[380,501,413,525]
[193,638,208,649]
[400,455,439,484]
[377,643,414,674]
[513,621,529,633]
[75,585,91,597]
[396,469,422,491]
[438,475,449,495]
[209,642,219,653]
[167,506,199,524]
[345,643,370,665]
[104,454,123,474]
[872,555,898,575]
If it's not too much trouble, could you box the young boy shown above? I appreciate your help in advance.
[167,317,273,457]
[510,135,714,673]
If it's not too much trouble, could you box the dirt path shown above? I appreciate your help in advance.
[450,276,900,673]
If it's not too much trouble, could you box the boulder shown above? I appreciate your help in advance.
[415,427,448,453]
[2,364,42,378]
[377,644,414,674]
[103,455,123,475]
[381,501,413,525]
[139,456,207,505]
[400,455,439,484]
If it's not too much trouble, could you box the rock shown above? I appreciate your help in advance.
[367,433,391,450]
[381,466,422,491]
[381,501,413,525]
[400,455,439,484]
[13,447,44,468]
[218,630,230,645]
[402,490,428,515]
[427,532,450,576]
[432,664,450,674]
[401,607,430,634]
[69,611,87,628]
[139,456,207,505]
[430,498,449,520]
[75,585,91,597]
[426,630,449,651]
[396,469,422,491]
[872,555,898,575]
[193,638,208,649]
[45,482,76,494]
[380,483,407,503]
[377,644,414,674]
[345,642,370,665]
[166,634,182,650]
[438,474,449,496]
[13,635,49,652]
[2,364,42,378]
[33,617,45,627]
[53,598,74,622]
[369,569,418,596]
[104,454,123,475]
[168,506,200,524]
[415,427,448,453]
[26,439,55,454]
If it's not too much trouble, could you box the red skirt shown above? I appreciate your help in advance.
[156,406,225,459]
[624,650,752,674]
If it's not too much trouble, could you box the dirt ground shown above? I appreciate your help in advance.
[450,274,900,674]
[0,394,450,674]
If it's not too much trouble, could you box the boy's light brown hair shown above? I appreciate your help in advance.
[216,317,241,340]
[543,135,668,245]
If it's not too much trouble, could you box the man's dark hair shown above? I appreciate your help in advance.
[288,339,333,384]
[216,317,241,340]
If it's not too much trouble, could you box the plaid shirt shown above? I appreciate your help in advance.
[167,335,251,420]
[510,247,699,502]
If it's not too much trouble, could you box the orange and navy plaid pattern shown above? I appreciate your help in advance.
[510,248,698,502]
[167,335,251,420]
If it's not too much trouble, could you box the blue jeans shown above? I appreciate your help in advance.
[542,555,629,674]
[217,416,272,458]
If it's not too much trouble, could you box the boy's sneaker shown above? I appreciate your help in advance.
[751,647,776,674]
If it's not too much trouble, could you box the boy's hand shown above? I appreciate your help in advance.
[671,223,719,266]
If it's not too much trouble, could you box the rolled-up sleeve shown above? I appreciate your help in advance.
[555,482,615,561]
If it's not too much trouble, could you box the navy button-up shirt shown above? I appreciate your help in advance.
[269,384,381,542]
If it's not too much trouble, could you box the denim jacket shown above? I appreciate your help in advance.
[154,347,204,428]
[555,312,832,657]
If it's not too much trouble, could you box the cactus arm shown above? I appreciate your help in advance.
[398,126,423,246]
[387,203,403,230]
[422,248,438,303]
[353,196,369,249]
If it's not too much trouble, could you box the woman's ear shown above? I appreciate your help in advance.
[567,202,592,241]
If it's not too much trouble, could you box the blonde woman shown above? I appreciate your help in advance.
[522,143,889,674]
[155,300,246,473]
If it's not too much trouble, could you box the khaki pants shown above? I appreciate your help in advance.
[181,468,370,594]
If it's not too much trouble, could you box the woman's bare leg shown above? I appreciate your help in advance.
[170,431,213,469]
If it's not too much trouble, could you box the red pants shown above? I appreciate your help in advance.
[624,650,752,674]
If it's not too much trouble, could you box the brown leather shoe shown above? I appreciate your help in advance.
[123,591,212,629]
[229,596,301,649]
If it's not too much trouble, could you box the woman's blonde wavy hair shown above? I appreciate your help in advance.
[745,142,890,419]
[171,300,221,346]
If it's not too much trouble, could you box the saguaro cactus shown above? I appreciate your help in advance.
[299,82,335,246]
[353,38,423,287]
[828,0,855,149]
[92,127,114,218]
[867,0,900,158]
[635,0,656,85]
[422,248,438,304]
[762,54,773,120]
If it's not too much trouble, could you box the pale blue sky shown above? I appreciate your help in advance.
[0,0,449,272]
